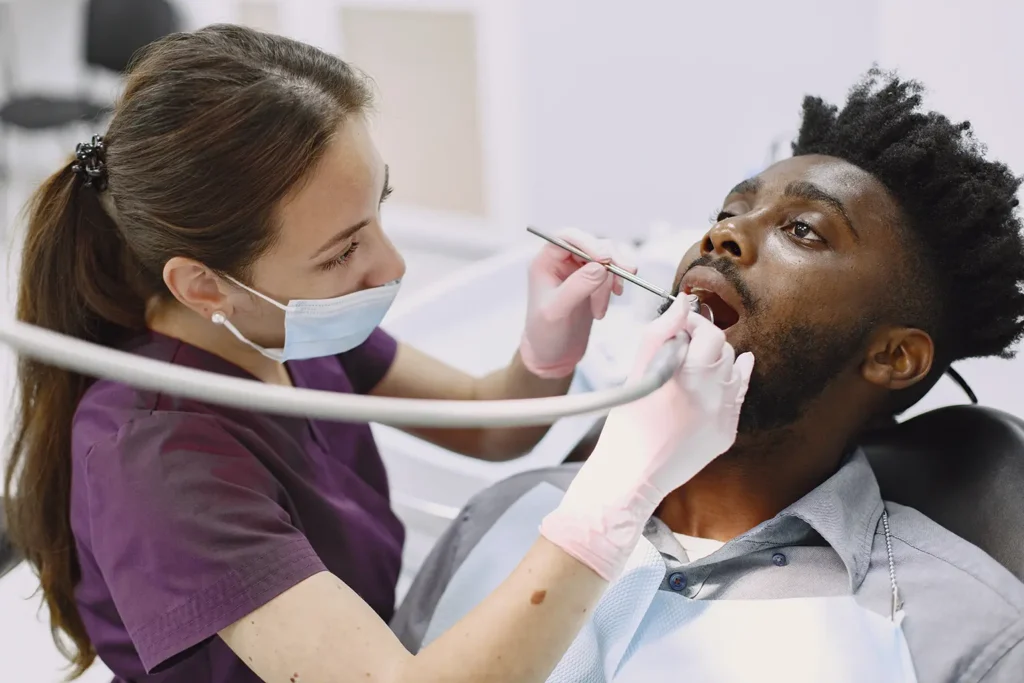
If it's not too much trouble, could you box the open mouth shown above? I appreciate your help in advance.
[684,286,741,331]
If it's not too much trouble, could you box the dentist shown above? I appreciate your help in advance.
[4,25,752,683]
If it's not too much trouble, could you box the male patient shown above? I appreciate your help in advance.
[392,70,1024,682]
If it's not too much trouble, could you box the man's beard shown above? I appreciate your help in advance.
[733,318,873,434]
[668,255,872,435]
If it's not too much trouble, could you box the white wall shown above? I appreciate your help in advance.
[519,0,881,238]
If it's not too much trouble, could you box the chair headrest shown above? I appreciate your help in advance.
[0,501,19,579]
[85,0,182,74]
[859,405,1024,582]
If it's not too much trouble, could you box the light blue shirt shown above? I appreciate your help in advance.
[393,452,1024,682]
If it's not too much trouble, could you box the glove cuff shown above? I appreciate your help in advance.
[518,335,578,379]
[539,481,661,581]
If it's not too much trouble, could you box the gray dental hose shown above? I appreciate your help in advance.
[0,318,686,428]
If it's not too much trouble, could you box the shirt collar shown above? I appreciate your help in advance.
[645,449,884,591]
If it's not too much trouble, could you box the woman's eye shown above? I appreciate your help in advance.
[321,241,360,271]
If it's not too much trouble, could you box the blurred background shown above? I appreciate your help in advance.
[1,0,1022,680]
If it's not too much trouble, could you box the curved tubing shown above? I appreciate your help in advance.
[0,318,683,428]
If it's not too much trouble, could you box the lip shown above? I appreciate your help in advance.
[678,266,746,321]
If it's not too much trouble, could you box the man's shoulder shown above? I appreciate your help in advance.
[881,502,1024,682]
[884,501,1024,613]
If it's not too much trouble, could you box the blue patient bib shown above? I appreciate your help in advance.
[422,483,918,683]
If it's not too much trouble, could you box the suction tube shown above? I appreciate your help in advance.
[0,318,684,428]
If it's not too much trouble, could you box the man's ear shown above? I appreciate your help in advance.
[861,327,934,391]
[163,256,233,318]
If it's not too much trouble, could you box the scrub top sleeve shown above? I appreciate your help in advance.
[82,414,327,674]
[339,326,399,394]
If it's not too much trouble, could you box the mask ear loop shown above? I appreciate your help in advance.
[210,312,285,363]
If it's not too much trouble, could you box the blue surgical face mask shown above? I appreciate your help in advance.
[212,277,401,362]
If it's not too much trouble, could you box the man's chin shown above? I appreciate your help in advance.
[723,323,752,357]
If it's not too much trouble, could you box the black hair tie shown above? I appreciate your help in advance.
[71,134,108,191]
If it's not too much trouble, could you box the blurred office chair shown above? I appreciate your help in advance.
[0,0,181,204]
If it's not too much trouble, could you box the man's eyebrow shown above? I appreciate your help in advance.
[783,180,859,241]
[727,177,763,197]
[309,166,390,260]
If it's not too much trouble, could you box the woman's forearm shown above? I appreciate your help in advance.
[467,351,574,460]
[398,536,604,682]
[220,536,606,683]
[370,344,572,461]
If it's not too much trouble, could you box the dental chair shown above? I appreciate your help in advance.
[0,503,16,580]
[391,404,1024,652]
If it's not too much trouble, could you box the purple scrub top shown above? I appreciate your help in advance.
[68,329,405,681]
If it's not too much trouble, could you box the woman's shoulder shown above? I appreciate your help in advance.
[72,331,272,459]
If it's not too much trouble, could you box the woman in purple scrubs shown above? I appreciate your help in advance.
[3,24,751,683]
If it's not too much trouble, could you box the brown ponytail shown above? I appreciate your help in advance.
[4,161,148,676]
[3,24,373,677]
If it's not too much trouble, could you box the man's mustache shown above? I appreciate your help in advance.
[676,255,757,313]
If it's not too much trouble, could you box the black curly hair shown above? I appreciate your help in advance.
[791,68,1024,407]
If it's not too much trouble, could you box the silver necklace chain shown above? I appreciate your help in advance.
[882,509,903,621]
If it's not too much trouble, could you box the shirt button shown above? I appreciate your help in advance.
[772,552,788,567]
[668,572,687,591]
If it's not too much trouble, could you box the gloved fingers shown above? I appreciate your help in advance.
[607,243,638,274]
[605,243,638,297]
[628,295,695,377]
[556,230,637,286]
[644,294,696,341]
[680,341,735,396]
[589,268,617,319]
[541,261,611,320]
[681,310,727,368]
[530,228,603,278]
[712,341,736,382]
[555,228,615,264]
[730,352,755,404]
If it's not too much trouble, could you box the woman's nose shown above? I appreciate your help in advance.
[366,234,406,288]
[701,218,757,265]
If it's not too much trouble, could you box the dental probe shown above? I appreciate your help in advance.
[526,226,714,322]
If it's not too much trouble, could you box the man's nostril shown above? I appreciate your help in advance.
[702,236,714,253]
[723,240,742,257]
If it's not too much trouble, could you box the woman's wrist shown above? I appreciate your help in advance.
[540,474,660,582]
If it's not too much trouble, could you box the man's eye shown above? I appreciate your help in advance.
[785,221,824,243]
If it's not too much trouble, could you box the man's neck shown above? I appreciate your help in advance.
[657,408,859,541]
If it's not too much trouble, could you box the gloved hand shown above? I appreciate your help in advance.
[519,228,637,379]
[540,295,755,580]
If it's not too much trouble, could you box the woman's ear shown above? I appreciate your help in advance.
[163,257,232,318]
[861,327,934,391]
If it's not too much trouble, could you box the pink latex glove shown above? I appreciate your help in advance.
[519,228,637,379]
[540,295,755,580]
